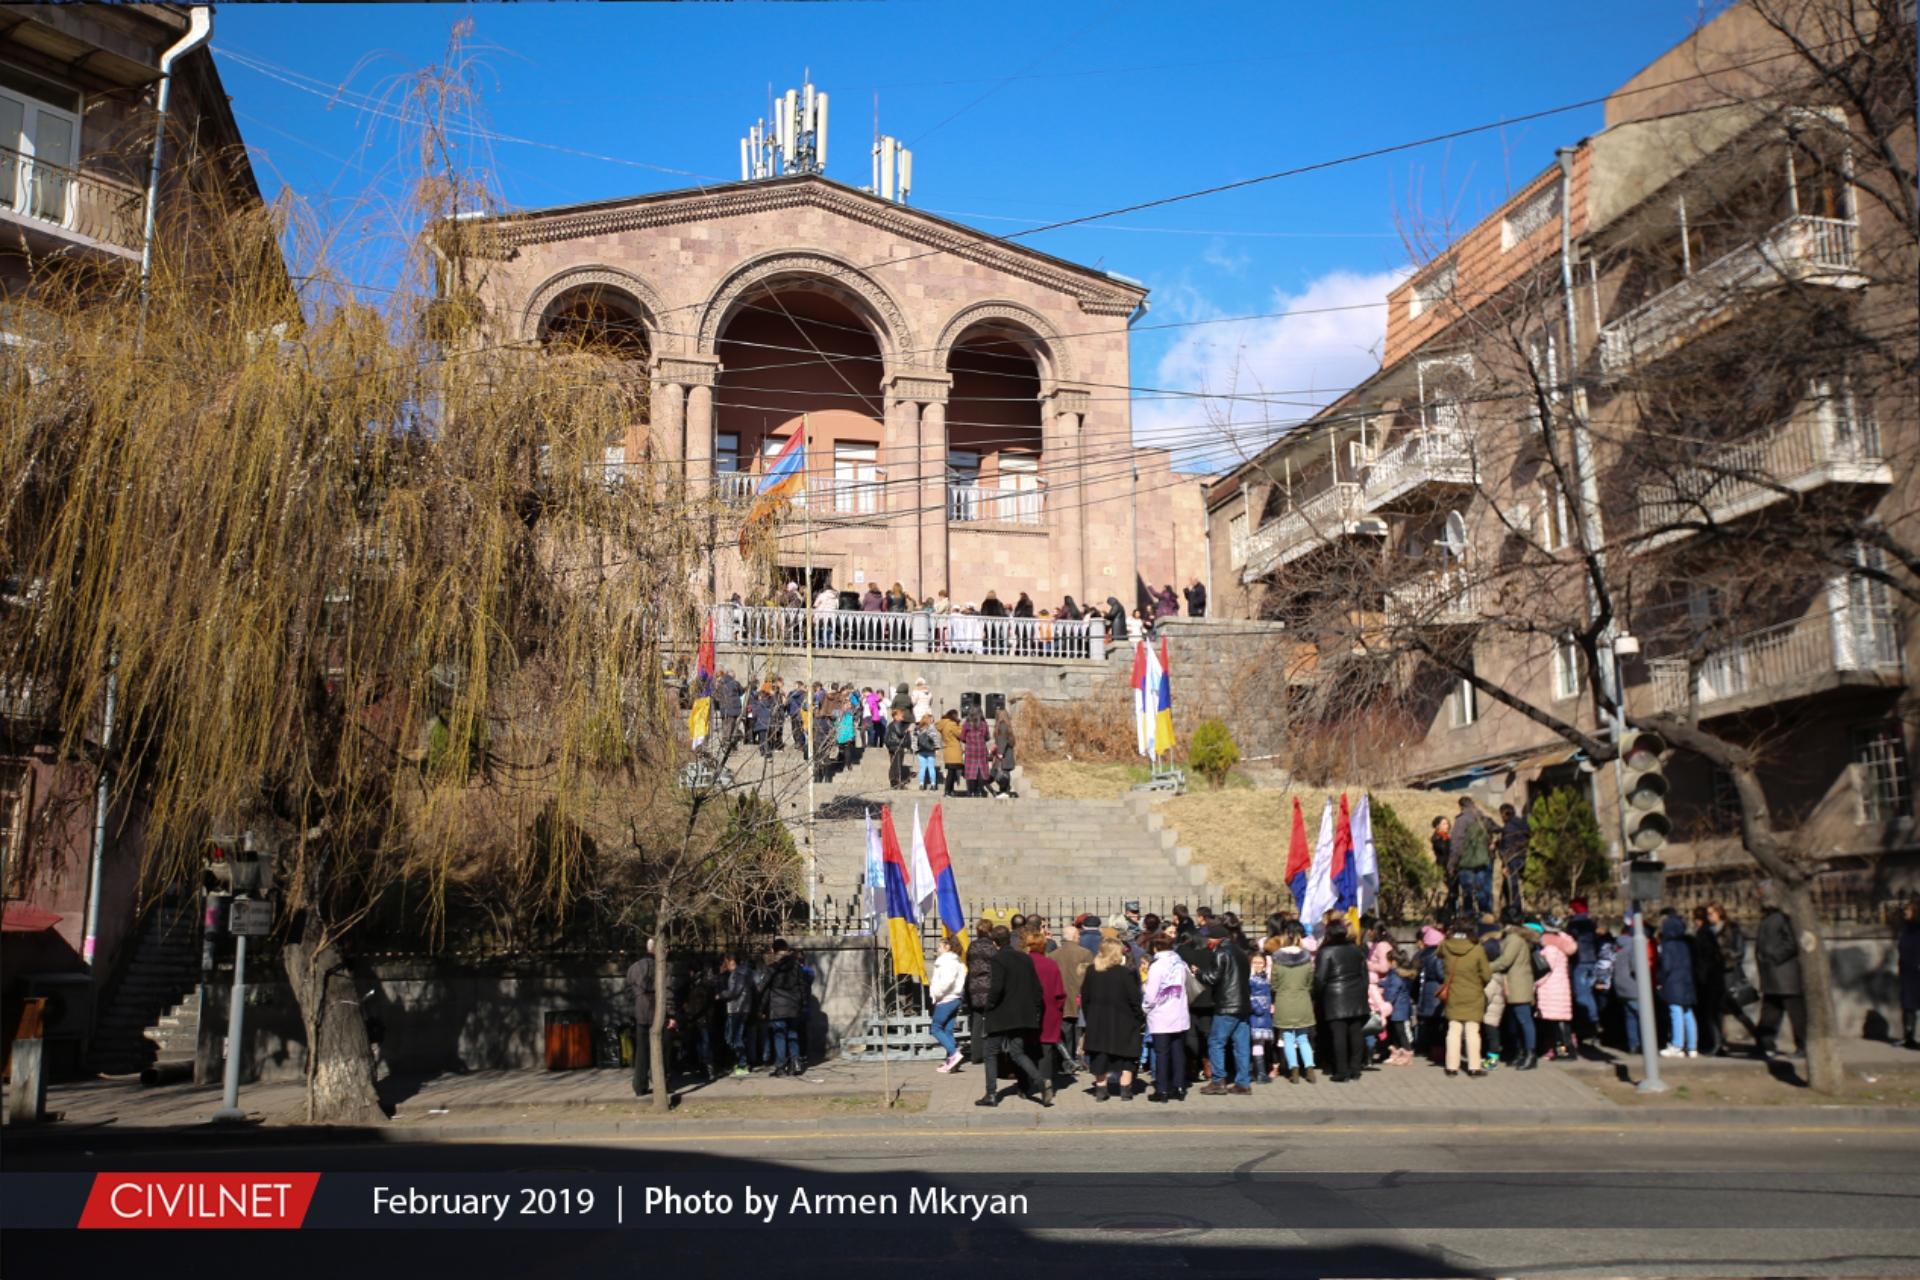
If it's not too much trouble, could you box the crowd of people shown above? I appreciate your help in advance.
[933,890,1915,1106]
[723,575,1208,654]
[697,669,1020,798]
[624,937,823,1092]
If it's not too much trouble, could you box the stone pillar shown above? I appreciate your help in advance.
[919,398,949,603]
[686,384,714,494]
[654,354,721,490]
[1044,386,1093,601]
[651,381,685,474]
[883,369,952,606]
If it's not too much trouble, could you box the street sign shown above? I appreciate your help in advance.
[229,898,272,937]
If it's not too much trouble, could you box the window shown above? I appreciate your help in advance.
[996,454,1041,523]
[947,450,982,521]
[1417,354,1472,433]
[1502,185,1562,250]
[1552,635,1583,700]
[1229,512,1248,567]
[1852,724,1910,824]
[1408,260,1457,319]
[1,760,28,898]
[832,441,879,515]
[1525,325,1561,402]
[1537,483,1571,551]
[1,63,82,226]
[715,432,740,473]
[1451,658,1479,728]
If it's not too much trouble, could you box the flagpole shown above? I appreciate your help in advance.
[803,415,818,924]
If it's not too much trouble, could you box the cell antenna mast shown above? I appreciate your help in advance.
[740,74,829,180]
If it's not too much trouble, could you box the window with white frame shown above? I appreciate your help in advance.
[1502,185,1562,250]
[1,760,28,898]
[1417,354,1473,433]
[1,63,82,226]
[1537,482,1571,551]
[1228,512,1248,567]
[1552,635,1583,700]
[832,441,879,515]
[1452,658,1479,728]
[715,432,740,472]
[1408,260,1456,319]
[998,453,1040,522]
[1852,724,1910,824]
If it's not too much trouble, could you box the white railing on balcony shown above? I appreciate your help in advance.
[710,605,1105,660]
[1635,406,1887,536]
[0,145,144,256]
[713,470,758,504]
[949,483,1044,525]
[1242,481,1366,580]
[1600,215,1861,373]
[1385,566,1480,624]
[1361,429,1476,512]
[1645,604,1902,713]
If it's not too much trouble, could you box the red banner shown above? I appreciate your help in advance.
[79,1173,320,1229]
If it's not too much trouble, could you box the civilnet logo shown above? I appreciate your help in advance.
[78,1174,321,1229]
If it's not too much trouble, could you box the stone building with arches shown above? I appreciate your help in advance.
[448,172,1206,611]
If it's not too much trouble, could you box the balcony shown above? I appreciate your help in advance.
[1385,566,1480,626]
[1600,215,1863,374]
[0,145,144,260]
[709,604,1105,660]
[1240,482,1369,582]
[1634,404,1889,545]
[1360,428,1475,513]
[949,483,1044,527]
[713,470,757,504]
[1643,604,1902,718]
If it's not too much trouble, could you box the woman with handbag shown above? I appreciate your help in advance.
[1706,902,1763,1055]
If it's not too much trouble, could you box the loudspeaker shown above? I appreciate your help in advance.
[984,692,1007,719]
[960,691,982,716]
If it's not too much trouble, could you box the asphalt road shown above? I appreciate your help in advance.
[7,1122,1919,1278]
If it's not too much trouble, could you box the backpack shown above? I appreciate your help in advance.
[1593,944,1616,992]
[1457,816,1491,870]
[1530,944,1551,980]
[916,726,939,754]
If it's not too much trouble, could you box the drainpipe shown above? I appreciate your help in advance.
[137,5,213,323]
[85,7,211,969]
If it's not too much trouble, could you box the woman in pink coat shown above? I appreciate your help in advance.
[1531,922,1580,1059]
[1365,926,1395,1062]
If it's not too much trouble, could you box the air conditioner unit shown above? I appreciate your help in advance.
[24,973,96,1041]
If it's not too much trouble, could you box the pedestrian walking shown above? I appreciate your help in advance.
[978,926,1047,1107]
[927,934,967,1072]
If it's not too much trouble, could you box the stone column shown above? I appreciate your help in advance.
[686,384,714,494]
[651,380,685,474]
[883,369,951,605]
[919,398,949,603]
[1043,386,1093,601]
[655,354,721,491]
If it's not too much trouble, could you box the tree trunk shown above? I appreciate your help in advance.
[650,915,671,1114]
[283,909,383,1124]
[1779,879,1846,1095]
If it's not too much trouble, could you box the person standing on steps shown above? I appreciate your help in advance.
[1497,803,1530,916]
[989,707,1018,799]
[939,709,965,797]
[1080,938,1144,1101]
[979,926,1047,1107]
[914,714,941,791]
[883,706,911,791]
[961,706,992,798]
[1142,933,1192,1102]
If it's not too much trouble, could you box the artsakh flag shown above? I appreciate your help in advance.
[923,804,968,955]
[878,807,926,982]
[1284,796,1312,912]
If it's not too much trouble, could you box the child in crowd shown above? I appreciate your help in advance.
[1248,949,1276,1083]
[1268,925,1318,1084]
[1383,950,1416,1065]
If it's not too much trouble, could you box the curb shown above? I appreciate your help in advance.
[8,1103,1918,1152]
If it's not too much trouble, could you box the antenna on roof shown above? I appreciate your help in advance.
[863,92,913,205]
[740,73,828,181]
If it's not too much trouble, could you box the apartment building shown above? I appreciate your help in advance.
[1205,0,1915,885]
[3,5,268,1036]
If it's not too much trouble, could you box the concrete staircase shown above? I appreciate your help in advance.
[739,743,1221,928]
[88,896,201,1080]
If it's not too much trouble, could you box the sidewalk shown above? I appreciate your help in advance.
[10,1036,1918,1148]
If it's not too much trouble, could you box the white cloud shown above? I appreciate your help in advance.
[1132,266,1410,472]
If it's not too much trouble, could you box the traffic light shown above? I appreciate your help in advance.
[1620,729,1671,855]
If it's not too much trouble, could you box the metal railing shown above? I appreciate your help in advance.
[949,483,1044,525]
[1645,604,1902,713]
[1361,429,1476,512]
[1385,566,1479,624]
[710,604,1105,660]
[1635,406,1885,535]
[1601,214,1860,372]
[0,145,144,255]
[1242,480,1365,578]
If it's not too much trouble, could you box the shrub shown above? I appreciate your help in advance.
[1188,719,1241,788]
[1371,799,1441,923]
[1524,788,1608,907]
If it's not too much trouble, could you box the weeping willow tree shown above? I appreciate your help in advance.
[0,34,802,1121]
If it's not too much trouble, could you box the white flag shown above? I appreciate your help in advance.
[910,803,938,916]
[1353,793,1379,915]
[863,808,886,929]
[1300,797,1336,934]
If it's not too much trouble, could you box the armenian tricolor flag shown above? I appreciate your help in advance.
[922,803,968,955]
[1332,792,1359,937]
[1284,796,1312,913]
[686,612,716,747]
[878,807,926,982]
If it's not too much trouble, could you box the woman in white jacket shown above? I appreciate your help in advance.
[928,934,968,1072]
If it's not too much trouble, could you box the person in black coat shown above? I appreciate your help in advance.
[1754,902,1806,1058]
[758,942,808,1076]
[1183,578,1207,618]
[979,926,1047,1106]
[1079,939,1145,1100]
[1690,907,1728,1055]
[1899,898,1920,1050]
[1312,919,1371,1083]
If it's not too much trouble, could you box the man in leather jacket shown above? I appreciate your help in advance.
[1198,925,1254,1094]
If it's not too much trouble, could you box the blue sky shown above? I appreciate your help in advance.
[213,1,1718,470]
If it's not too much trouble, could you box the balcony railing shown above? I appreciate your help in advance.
[710,604,1105,660]
[0,145,144,257]
[1600,215,1861,373]
[1385,566,1479,625]
[1361,428,1475,512]
[949,483,1044,526]
[713,470,757,504]
[1242,481,1366,580]
[1645,604,1902,714]
[1634,405,1888,538]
